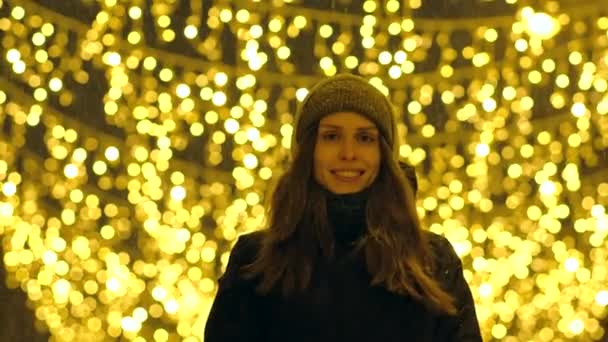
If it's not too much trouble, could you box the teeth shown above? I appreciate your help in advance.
[334,171,361,177]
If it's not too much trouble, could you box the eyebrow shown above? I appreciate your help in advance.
[319,124,378,132]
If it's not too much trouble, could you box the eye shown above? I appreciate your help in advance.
[357,134,377,143]
[321,132,339,141]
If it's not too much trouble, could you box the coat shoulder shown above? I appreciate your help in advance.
[229,230,267,265]
[216,230,268,288]
[424,231,457,258]
[423,231,462,276]
[235,230,267,248]
[423,233,483,340]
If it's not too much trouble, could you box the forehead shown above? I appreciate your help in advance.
[318,111,377,130]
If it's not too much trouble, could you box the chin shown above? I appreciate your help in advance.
[326,185,366,194]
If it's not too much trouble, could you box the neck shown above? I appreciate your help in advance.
[323,187,370,246]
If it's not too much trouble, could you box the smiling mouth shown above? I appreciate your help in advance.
[331,170,364,180]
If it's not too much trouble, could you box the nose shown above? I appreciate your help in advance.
[339,137,356,160]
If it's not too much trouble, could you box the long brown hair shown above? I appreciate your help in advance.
[243,124,457,315]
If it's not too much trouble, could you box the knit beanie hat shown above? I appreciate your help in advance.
[291,74,399,158]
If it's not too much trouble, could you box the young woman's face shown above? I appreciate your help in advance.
[313,111,381,194]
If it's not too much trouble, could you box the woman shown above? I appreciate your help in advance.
[205,74,482,341]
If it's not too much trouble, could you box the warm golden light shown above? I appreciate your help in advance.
[0,0,606,341]
[522,9,561,40]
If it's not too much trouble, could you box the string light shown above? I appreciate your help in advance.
[0,1,607,341]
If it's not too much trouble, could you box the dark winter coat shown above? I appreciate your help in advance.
[205,230,482,341]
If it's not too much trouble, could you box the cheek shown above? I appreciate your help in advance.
[367,163,380,182]
[313,159,323,182]
[365,149,381,180]
[313,147,327,182]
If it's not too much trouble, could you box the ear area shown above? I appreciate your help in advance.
[398,160,418,195]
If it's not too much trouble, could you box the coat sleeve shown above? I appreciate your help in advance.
[433,235,483,342]
[204,234,267,342]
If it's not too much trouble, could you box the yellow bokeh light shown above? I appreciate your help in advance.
[52,279,71,304]
[219,9,233,23]
[11,6,25,20]
[41,23,55,36]
[170,186,186,201]
[42,250,58,265]
[143,57,157,70]
[523,10,560,39]
[293,16,307,29]
[479,283,493,298]
[6,48,21,63]
[201,246,216,262]
[378,51,392,65]
[0,202,14,218]
[542,59,556,72]
[401,19,414,32]
[319,24,333,38]
[100,225,115,240]
[64,164,79,179]
[484,28,498,42]
[190,122,204,136]
[250,24,263,39]
[121,317,141,333]
[564,257,579,272]
[154,328,169,342]
[475,143,490,157]
[596,290,608,306]
[164,299,179,314]
[482,98,497,112]
[214,72,228,87]
[491,324,507,339]
[105,146,120,161]
[93,160,108,175]
[32,32,46,46]
[49,78,63,91]
[224,118,240,134]
[569,51,583,65]
[0,2,606,341]
[243,154,258,169]
[539,181,557,196]
[128,6,142,19]
[159,69,175,83]
[212,91,227,106]
[236,9,250,23]
[386,0,400,13]
[2,181,17,196]
[363,0,377,13]
[175,83,191,98]
[571,102,586,117]
[568,319,584,335]
[440,65,454,78]
[269,17,283,33]
[184,25,198,39]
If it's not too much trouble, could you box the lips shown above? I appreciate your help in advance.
[331,169,364,182]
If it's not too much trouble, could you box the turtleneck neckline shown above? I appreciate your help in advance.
[322,187,370,247]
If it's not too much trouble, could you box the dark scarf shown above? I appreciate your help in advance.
[323,188,370,246]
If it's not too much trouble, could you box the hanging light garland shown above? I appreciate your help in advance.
[0,0,607,341]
